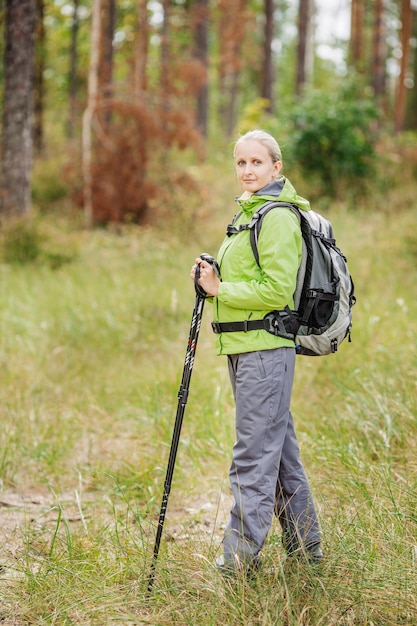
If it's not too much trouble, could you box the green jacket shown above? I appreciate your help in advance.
[213,177,311,356]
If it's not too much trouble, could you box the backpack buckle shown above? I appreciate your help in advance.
[263,308,300,340]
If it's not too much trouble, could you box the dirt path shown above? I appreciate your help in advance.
[0,483,232,575]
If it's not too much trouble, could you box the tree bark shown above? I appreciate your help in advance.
[296,0,311,96]
[1,0,36,216]
[194,0,209,136]
[33,0,45,153]
[68,0,80,138]
[134,0,149,97]
[82,0,116,224]
[217,0,247,136]
[350,0,365,72]
[371,0,386,101]
[395,0,413,132]
[160,0,170,118]
[101,0,116,127]
[405,7,417,129]
[82,0,101,225]
[261,0,274,112]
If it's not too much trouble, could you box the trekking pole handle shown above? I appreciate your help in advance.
[194,253,221,298]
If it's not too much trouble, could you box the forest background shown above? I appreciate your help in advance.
[0,1,417,624]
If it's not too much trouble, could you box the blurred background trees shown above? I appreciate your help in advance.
[0,0,416,224]
[1,0,36,216]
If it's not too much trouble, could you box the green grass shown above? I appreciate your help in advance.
[0,191,417,624]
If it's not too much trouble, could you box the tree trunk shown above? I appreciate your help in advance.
[194,0,209,137]
[33,0,45,154]
[68,0,80,138]
[160,0,170,119]
[102,0,116,127]
[134,0,149,97]
[296,0,311,96]
[350,0,365,72]
[82,0,101,225]
[1,0,36,216]
[82,0,116,224]
[395,0,413,133]
[405,7,417,130]
[217,0,247,136]
[261,0,274,112]
[371,0,386,103]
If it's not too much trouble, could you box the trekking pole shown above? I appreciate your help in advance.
[147,253,220,593]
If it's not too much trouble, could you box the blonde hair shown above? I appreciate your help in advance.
[234,130,283,164]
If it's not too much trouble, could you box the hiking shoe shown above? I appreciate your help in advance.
[215,554,262,580]
[306,545,324,563]
[287,544,324,565]
[215,555,236,578]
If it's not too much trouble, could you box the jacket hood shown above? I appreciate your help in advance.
[237,177,311,214]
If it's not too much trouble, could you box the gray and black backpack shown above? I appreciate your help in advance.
[224,201,356,356]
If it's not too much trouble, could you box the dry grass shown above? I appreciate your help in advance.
[0,163,417,623]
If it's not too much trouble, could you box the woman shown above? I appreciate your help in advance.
[191,130,322,576]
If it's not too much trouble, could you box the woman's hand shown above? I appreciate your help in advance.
[190,257,220,297]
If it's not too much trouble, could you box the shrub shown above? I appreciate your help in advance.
[288,85,380,198]
[0,218,44,264]
[0,217,77,268]
[32,157,69,205]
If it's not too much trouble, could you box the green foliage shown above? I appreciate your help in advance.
[288,85,380,197]
[0,218,44,264]
[235,98,274,136]
[32,155,69,205]
[0,216,77,268]
[234,83,382,202]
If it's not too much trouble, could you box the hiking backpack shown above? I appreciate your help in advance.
[225,201,356,356]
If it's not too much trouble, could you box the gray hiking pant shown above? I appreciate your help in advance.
[223,347,321,564]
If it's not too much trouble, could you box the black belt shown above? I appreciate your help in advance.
[211,319,266,333]
[211,309,300,340]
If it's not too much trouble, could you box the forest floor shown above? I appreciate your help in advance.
[0,478,233,602]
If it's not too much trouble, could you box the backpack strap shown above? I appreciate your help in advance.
[224,200,314,322]
[246,201,314,321]
[226,210,244,236]
[246,201,300,265]
[226,201,300,252]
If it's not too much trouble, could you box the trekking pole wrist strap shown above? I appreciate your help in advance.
[194,252,221,298]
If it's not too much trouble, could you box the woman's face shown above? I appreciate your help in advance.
[235,139,282,194]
